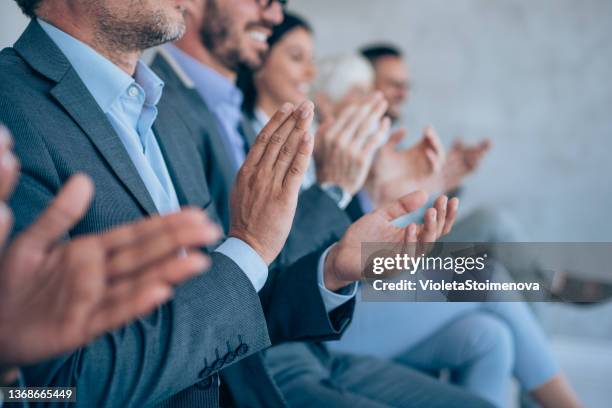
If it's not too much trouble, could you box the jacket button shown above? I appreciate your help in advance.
[223,351,237,364]
[199,366,212,379]
[212,358,225,371]
[235,343,249,356]
[195,375,215,390]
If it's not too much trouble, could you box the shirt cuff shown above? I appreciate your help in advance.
[317,244,358,313]
[215,237,268,292]
[357,189,374,213]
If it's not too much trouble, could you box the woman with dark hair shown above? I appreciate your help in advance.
[238,13,315,129]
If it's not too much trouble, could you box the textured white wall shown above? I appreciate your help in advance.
[291,0,612,242]
[0,2,28,48]
[1,1,611,241]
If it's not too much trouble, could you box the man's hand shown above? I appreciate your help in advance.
[0,173,222,367]
[366,126,445,206]
[314,92,390,195]
[441,138,491,193]
[229,101,315,265]
[323,192,459,291]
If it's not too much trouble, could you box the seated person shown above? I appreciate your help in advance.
[0,125,221,386]
[239,14,583,408]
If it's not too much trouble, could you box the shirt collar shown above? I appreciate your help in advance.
[38,19,164,113]
[163,43,243,110]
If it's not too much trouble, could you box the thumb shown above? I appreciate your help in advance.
[383,127,406,151]
[22,173,94,250]
[376,190,428,222]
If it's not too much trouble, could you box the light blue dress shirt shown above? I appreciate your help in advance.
[164,44,246,173]
[38,19,268,291]
[165,43,357,310]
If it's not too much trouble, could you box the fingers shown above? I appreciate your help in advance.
[353,96,388,147]
[442,197,459,235]
[333,96,374,146]
[363,117,390,153]
[377,190,428,222]
[424,147,442,172]
[382,128,407,151]
[22,174,94,250]
[423,125,445,160]
[433,195,448,237]
[466,139,492,169]
[0,125,19,201]
[327,104,358,137]
[337,93,382,146]
[273,102,315,176]
[262,101,314,172]
[113,250,210,286]
[479,138,492,151]
[88,252,211,337]
[107,220,218,279]
[0,202,14,249]
[283,132,314,193]
[242,102,294,168]
[99,208,212,251]
[405,223,418,258]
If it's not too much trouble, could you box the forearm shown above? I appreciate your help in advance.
[23,253,271,407]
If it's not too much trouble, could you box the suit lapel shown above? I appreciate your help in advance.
[154,96,211,208]
[50,73,159,215]
[15,20,158,216]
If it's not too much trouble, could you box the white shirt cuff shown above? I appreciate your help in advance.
[215,237,268,292]
[317,244,358,313]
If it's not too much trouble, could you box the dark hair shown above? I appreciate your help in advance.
[14,0,42,18]
[360,43,403,66]
[238,11,312,118]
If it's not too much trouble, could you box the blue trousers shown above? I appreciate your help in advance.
[327,299,560,407]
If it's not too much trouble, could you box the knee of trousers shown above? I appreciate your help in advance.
[461,313,515,371]
[468,207,525,243]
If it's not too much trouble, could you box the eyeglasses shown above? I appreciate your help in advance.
[255,0,288,9]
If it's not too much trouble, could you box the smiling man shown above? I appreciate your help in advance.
[0,1,470,408]
[145,1,495,408]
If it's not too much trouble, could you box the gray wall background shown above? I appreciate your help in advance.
[1,0,611,241]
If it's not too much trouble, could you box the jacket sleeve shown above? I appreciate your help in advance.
[2,107,271,407]
[260,247,355,345]
[278,185,352,266]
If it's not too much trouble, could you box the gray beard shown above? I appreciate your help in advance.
[93,4,185,53]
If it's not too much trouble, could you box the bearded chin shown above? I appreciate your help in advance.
[97,8,186,52]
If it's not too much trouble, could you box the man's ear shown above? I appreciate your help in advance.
[184,0,205,24]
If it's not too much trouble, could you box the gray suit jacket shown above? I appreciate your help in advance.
[0,21,353,408]
[150,50,353,266]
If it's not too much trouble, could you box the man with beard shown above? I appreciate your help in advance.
[2,1,461,407]
[148,1,492,407]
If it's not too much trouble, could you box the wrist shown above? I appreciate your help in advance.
[318,183,353,209]
[323,245,353,292]
[228,230,273,266]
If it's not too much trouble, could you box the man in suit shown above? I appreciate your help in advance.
[2,1,460,407]
[148,1,492,407]
[0,126,221,391]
